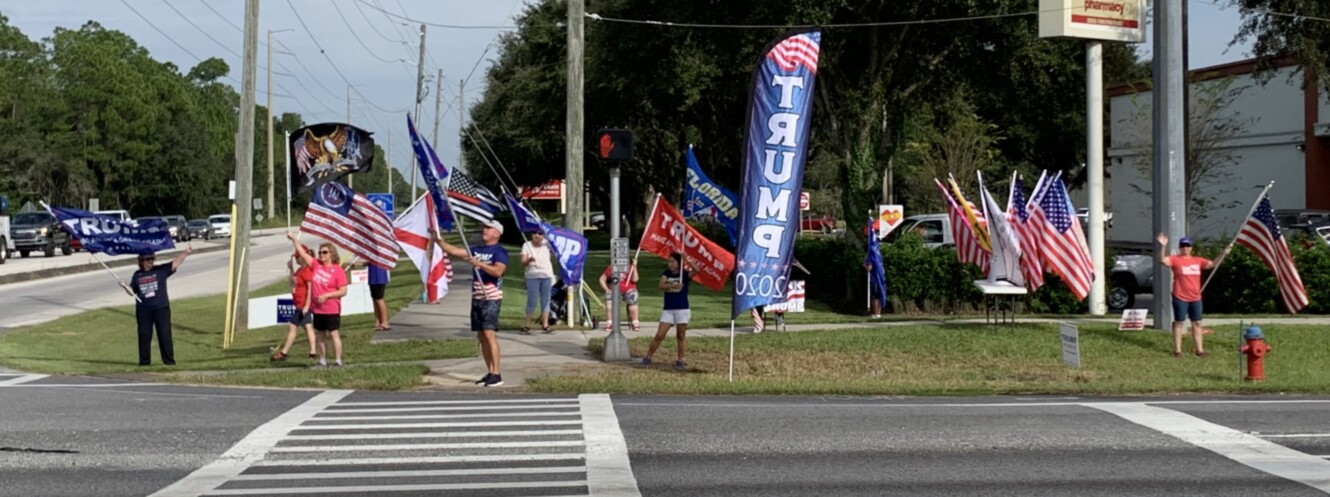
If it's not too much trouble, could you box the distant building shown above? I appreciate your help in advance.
[1105,57,1330,245]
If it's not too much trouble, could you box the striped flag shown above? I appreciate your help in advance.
[936,179,989,271]
[1009,174,1045,290]
[446,169,503,224]
[1236,195,1309,313]
[301,181,398,270]
[1029,177,1092,300]
[766,32,820,74]
[393,194,452,303]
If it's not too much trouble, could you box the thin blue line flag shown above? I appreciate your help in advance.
[731,30,821,318]
[683,145,739,246]
[49,207,174,256]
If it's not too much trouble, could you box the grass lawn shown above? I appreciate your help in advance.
[0,263,473,384]
[528,323,1330,396]
[164,364,430,391]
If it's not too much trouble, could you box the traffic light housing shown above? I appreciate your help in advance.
[596,128,634,162]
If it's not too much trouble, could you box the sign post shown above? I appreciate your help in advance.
[367,193,395,219]
[1060,322,1082,368]
[598,128,634,362]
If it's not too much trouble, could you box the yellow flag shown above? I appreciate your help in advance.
[948,177,991,252]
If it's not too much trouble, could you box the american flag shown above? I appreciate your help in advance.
[446,169,503,224]
[1029,177,1092,300]
[1236,195,1309,313]
[936,179,989,271]
[302,181,398,270]
[767,32,820,74]
[1009,175,1045,291]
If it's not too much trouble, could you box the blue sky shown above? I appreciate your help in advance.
[2,1,1253,187]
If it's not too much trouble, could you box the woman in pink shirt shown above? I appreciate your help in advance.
[288,232,348,367]
[1157,233,1230,358]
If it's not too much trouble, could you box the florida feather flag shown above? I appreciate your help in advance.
[393,194,452,302]
[302,181,398,270]
[732,30,820,317]
[683,145,740,246]
[1236,194,1309,313]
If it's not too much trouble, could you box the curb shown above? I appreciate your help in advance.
[0,244,231,285]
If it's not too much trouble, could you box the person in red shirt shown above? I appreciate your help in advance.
[272,245,317,362]
[1157,233,1230,358]
[599,261,640,331]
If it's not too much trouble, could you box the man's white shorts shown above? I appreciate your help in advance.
[659,309,691,325]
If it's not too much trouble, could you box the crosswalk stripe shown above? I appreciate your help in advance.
[322,404,585,413]
[309,411,582,421]
[0,374,48,386]
[252,453,585,467]
[204,481,589,495]
[233,466,586,480]
[292,420,582,430]
[270,440,585,452]
[580,394,642,497]
[286,429,583,441]
[1260,433,1330,438]
[331,398,579,407]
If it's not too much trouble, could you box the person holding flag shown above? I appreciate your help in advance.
[1156,233,1229,358]
[271,244,317,363]
[120,245,193,366]
[433,220,510,387]
[288,233,349,368]
[600,261,640,332]
[642,253,700,370]
[863,217,887,319]
[520,230,555,335]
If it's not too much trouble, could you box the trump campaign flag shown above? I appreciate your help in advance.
[505,192,543,234]
[49,206,174,255]
[640,196,735,291]
[732,30,820,317]
[407,114,455,231]
[302,181,398,270]
[865,217,887,306]
[540,221,589,284]
[393,194,452,302]
[683,146,739,246]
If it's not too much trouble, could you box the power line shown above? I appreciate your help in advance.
[121,0,204,62]
[1199,0,1330,23]
[284,0,407,115]
[272,40,343,102]
[352,0,409,45]
[197,0,243,33]
[583,10,1039,29]
[161,0,241,58]
[355,0,535,30]
[331,0,407,64]
[370,0,425,63]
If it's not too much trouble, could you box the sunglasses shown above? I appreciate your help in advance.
[318,250,331,255]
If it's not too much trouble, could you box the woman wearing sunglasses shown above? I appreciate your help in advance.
[288,232,348,367]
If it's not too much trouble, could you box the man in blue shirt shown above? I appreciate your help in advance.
[434,220,510,387]
[368,264,390,331]
[120,244,193,366]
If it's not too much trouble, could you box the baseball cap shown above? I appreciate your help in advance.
[484,220,504,235]
[1178,236,1194,247]
[137,253,155,260]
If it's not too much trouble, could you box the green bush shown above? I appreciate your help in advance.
[1202,236,1330,314]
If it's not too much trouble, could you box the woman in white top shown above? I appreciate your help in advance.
[520,231,556,334]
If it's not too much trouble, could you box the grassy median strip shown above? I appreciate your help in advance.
[0,264,473,382]
[163,364,430,391]
[529,323,1330,395]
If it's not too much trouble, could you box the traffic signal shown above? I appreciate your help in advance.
[595,128,634,162]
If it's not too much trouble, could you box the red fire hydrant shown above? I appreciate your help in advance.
[1239,326,1271,382]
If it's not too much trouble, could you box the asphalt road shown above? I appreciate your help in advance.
[0,234,307,331]
[0,380,1326,497]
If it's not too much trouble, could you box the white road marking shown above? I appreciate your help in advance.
[613,399,1330,409]
[1089,402,1330,494]
[232,466,586,480]
[7,383,166,388]
[322,404,586,413]
[330,398,579,407]
[0,374,48,386]
[269,440,584,452]
[580,393,642,497]
[252,453,585,467]
[310,410,581,421]
[292,419,583,430]
[147,390,351,497]
[203,481,589,495]
[1261,434,1330,439]
[286,429,582,440]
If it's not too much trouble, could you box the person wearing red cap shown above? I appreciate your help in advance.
[1157,233,1230,358]
[272,245,317,362]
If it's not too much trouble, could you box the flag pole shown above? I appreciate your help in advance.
[1201,181,1275,292]
[728,319,735,382]
[633,194,662,263]
[39,202,142,304]
[866,208,871,312]
[285,131,292,230]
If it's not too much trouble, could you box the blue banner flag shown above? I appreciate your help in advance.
[865,217,888,307]
[540,221,588,284]
[683,146,739,246]
[732,30,821,318]
[504,192,543,234]
[49,207,174,255]
[407,114,455,231]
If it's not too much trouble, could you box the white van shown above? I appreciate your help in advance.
[94,210,131,222]
[208,214,232,238]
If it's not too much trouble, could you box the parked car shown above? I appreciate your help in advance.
[800,213,837,233]
[208,214,232,238]
[1108,254,1153,310]
[1275,209,1330,230]
[8,211,73,258]
[94,209,131,222]
[158,215,190,242]
[187,219,213,240]
[0,215,11,264]
[885,214,953,248]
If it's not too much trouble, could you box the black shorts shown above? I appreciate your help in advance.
[370,284,386,300]
[313,314,341,332]
[290,311,314,327]
[470,300,501,332]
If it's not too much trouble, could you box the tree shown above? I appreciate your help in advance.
[1232,0,1330,91]
[896,90,1005,214]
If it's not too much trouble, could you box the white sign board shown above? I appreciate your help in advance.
[877,204,904,239]
[1060,322,1081,368]
[248,280,373,329]
[610,238,630,274]
[767,280,806,313]
[88,198,99,212]
[1039,0,1146,43]
[228,180,237,200]
[350,268,369,285]
[1118,309,1147,331]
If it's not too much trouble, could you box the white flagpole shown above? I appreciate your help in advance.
[1202,181,1276,292]
[285,131,292,230]
[728,319,735,382]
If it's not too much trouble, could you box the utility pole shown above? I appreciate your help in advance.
[432,69,443,147]
[411,24,426,201]
[231,0,259,333]
[565,0,585,328]
[266,29,275,222]
[458,78,466,172]
[1152,0,1187,329]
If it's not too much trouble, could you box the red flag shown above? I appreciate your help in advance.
[639,197,735,291]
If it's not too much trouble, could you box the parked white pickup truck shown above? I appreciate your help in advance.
[0,214,11,264]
